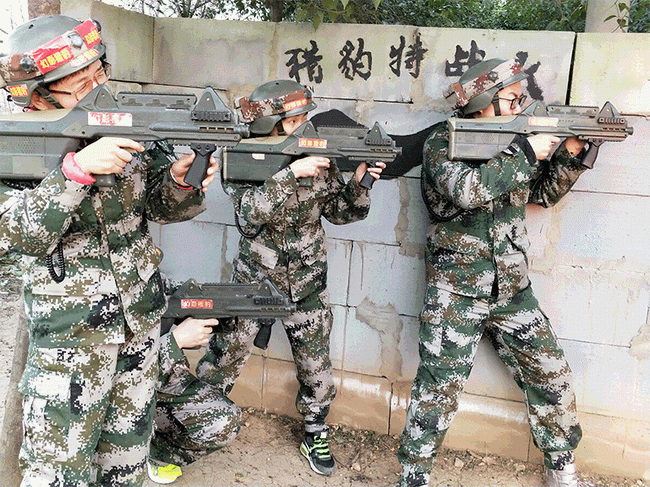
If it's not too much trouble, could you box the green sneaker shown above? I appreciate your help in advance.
[147,460,182,484]
[300,429,335,475]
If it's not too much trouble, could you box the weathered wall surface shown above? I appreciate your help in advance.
[63,0,650,479]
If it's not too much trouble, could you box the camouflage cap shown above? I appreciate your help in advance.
[444,58,526,112]
[235,80,317,135]
[0,16,106,106]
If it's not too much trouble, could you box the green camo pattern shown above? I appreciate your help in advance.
[152,333,241,466]
[397,123,588,487]
[1,141,205,486]
[198,163,370,429]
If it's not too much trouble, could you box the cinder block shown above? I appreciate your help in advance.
[158,220,239,284]
[329,370,391,434]
[561,339,650,422]
[154,17,275,89]
[323,176,429,254]
[326,239,353,307]
[443,393,532,462]
[389,379,412,436]
[576,411,650,480]
[262,358,301,420]
[348,241,426,317]
[229,353,264,410]
[63,0,154,83]
[571,33,650,114]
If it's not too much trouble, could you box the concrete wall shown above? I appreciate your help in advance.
[63,0,650,479]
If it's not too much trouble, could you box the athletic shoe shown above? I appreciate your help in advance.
[147,460,182,484]
[300,429,335,475]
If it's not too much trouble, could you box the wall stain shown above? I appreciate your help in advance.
[395,178,425,258]
[630,310,650,361]
[355,297,404,381]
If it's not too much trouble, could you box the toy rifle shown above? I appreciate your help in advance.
[0,84,249,188]
[222,121,401,189]
[161,278,296,350]
[448,101,633,168]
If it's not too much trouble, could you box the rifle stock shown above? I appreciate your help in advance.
[448,101,633,168]
[161,278,296,350]
[222,121,401,188]
[0,84,249,188]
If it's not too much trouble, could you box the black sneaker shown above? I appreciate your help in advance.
[300,429,335,475]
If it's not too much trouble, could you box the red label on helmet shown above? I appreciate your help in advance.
[8,84,29,98]
[283,98,308,112]
[32,20,101,75]
[33,44,74,74]
[298,138,327,149]
[88,112,133,127]
[69,48,99,68]
[180,299,214,310]
[75,20,101,49]
[528,117,558,127]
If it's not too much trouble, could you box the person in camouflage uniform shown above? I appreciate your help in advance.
[397,58,595,487]
[0,15,218,487]
[196,79,385,476]
[148,282,241,484]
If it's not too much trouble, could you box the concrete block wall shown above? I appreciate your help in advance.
[62,0,650,479]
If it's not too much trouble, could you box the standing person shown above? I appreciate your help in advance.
[196,79,385,476]
[397,58,594,487]
[0,15,217,487]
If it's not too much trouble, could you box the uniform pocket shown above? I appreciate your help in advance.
[249,240,279,270]
[19,364,71,463]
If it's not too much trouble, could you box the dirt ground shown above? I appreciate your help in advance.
[0,263,645,487]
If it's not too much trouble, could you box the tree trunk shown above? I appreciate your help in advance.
[268,0,284,22]
[27,0,61,18]
[0,296,28,487]
[585,0,628,32]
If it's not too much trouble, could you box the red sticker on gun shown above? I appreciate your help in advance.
[181,299,214,309]
[88,112,133,126]
[298,138,327,149]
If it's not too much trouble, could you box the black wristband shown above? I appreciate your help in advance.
[512,135,537,166]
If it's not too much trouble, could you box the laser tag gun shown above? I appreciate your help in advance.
[448,101,633,169]
[161,278,296,350]
[222,120,402,189]
[0,84,249,189]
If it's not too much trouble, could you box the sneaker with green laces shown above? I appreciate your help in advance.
[147,460,182,484]
[300,429,335,475]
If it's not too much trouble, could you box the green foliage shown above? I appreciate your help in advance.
[613,0,650,32]
[377,0,586,31]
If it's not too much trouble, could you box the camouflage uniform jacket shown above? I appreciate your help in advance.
[225,164,370,302]
[421,122,588,300]
[0,142,205,348]
[157,332,194,395]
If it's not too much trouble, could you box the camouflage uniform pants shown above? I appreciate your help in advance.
[150,372,241,466]
[397,286,582,487]
[18,326,159,487]
[197,289,335,432]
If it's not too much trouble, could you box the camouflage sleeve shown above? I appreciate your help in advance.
[528,142,589,208]
[157,331,194,393]
[423,124,536,210]
[321,165,370,225]
[223,167,299,226]
[143,142,206,223]
[0,168,90,256]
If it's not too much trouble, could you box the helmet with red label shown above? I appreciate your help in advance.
[0,15,106,107]
[235,79,317,135]
[444,58,527,116]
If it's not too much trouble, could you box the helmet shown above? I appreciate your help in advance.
[235,79,317,135]
[0,15,106,107]
[444,58,527,115]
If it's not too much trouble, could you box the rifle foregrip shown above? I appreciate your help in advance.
[253,319,274,350]
[359,162,377,189]
[185,142,216,189]
[94,175,115,187]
